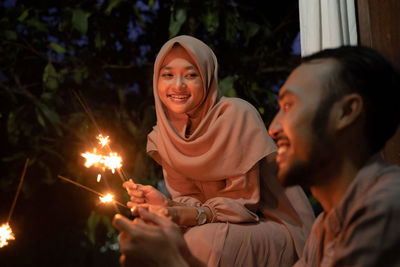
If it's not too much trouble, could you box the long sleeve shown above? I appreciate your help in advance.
[329,189,400,267]
[162,162,261,223]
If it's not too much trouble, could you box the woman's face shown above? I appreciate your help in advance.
[157,46,204,114]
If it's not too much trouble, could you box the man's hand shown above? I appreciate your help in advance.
[112,211,189,267]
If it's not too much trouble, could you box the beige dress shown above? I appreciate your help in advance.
[147,35,315,267]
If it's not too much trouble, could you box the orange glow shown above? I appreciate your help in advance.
[99,193,114,203]
[0,223,15,248]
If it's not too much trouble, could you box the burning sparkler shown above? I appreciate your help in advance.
[0,223,15,248]
[57,175,127,208]
[81,135,124,178]
[99,193,114,203]
[0,158,29,248]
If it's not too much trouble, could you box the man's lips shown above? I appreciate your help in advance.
[276,138,290,164]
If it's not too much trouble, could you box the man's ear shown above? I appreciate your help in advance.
[334,93,363,130]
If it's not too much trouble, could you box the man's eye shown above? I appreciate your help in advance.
[161,73,173,78]
[282,102,292,112]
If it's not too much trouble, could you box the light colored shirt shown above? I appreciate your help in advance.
[294,154,400,267]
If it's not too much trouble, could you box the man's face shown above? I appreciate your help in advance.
[268,59,337,187]
[157,46,204,114]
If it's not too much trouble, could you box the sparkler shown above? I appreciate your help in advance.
[0,223,14,248]
[72,90,128,182]
[57,175,127,209]
[99,193,114,203]
[1,158,29,248]
[81,135,126,182]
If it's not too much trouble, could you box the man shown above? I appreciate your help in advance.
[268,46,400,266]
[113,46,400,266]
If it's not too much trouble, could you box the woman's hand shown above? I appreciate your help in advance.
[123,179,169,208]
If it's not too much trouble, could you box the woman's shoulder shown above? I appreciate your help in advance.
[219,97,261,116]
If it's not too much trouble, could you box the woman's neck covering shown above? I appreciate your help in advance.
[147,35,276,180]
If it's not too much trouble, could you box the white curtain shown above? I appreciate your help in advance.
[299,0,358,57]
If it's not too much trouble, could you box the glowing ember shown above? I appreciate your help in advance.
[97,135,110,147]
[97,174,102,182]
[99,193,114,203]
[0,223,15,248]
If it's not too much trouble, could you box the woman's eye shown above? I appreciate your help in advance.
[186,73,198,79]
[161,73,173,78]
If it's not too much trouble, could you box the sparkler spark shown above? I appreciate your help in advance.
[97,135,109,147]
[81,136,122,174]
[99,193,114,203]
[0,223,15,248]
[82,150,122,173]
[57,175,128,209]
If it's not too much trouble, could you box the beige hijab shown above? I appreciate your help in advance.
[147,35,277,180]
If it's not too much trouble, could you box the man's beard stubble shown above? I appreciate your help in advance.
[279,95,336,188]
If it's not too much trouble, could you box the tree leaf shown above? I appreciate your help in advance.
[219,75,237,97]
[72,9,88,34]
[18,9,30,22]
[4,30,17,40]
[203,11,219,33]
[43,62,59,90]
[244,22,260,42]
[49,42,66,53]
[95,32,105,49]
[35,107,46,127]
[169,8,187,38]
[37,103,62,136]
[26,17,47,32]
[105,0,123,15]
[86,211,101,244]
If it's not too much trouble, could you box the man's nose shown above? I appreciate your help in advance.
[268,114,282,139]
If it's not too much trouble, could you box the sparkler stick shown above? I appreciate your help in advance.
[1,158,29,248]
[57,175,128,209]
[72,89,128,182]
[7,158,29,223]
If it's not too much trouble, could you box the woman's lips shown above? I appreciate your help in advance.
[168,94,190,103]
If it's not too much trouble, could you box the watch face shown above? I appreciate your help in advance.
[196,207,207,225]
[198,213,207,225]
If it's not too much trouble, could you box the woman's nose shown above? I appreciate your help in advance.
[175,75,186,88]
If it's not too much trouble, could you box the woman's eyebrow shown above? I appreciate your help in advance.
[160,65,196,71]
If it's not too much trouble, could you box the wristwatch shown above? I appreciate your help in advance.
[195,206,207,225]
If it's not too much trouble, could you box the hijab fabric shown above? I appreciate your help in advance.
[147,35,276,180]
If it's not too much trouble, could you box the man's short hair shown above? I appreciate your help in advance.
[302,46,400,153]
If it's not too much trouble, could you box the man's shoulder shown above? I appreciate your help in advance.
[344,164,400,227]
[364,164,400,204]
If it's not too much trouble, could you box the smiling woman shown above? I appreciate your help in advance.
[122,35,315,267]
